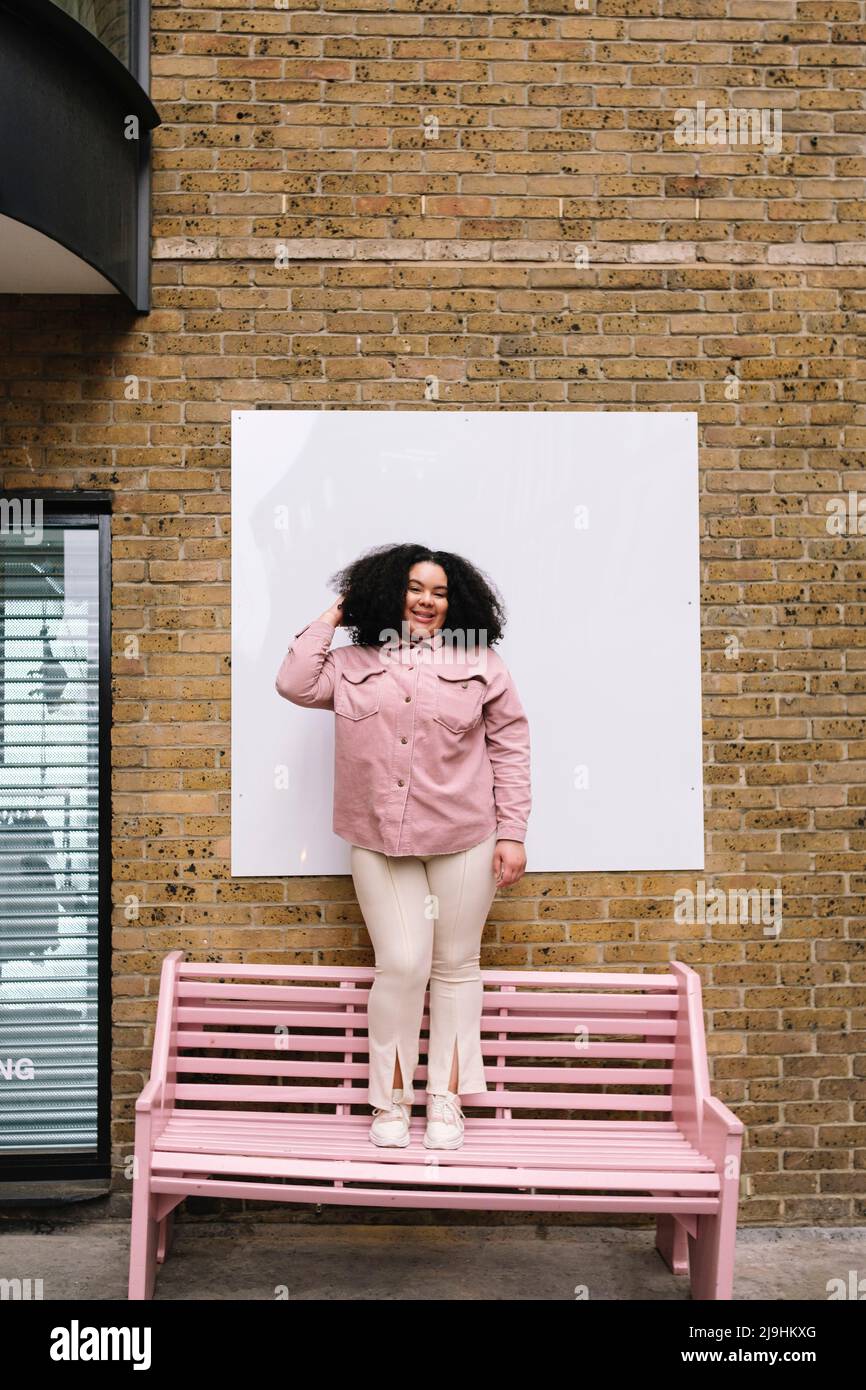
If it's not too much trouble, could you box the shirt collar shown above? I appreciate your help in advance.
[384,628,445,663]
[398,629,445,651]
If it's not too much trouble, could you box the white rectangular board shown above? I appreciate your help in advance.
[231,409,704,875]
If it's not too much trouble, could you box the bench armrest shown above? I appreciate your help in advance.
[700,1094,744,1195]
[703,1094,743,1138]
[135,1076,164,1115]
[134,948,184,1126]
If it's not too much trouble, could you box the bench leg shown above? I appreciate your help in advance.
[687,1211,736,1300]
[688,1169,739,1301]
[156,1207,175,1265]
[655,1214,689,1275]
[128,1168,160,1300]
[688,1112,742,1300]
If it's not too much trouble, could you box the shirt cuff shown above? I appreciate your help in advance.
[292,620,337,639]
[495,824,526,842]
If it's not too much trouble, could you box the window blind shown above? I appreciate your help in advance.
[0,519,101,1155]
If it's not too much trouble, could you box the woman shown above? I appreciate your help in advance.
[275,542,531,1151]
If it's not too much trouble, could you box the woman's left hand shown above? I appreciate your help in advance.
[493,839,526,887]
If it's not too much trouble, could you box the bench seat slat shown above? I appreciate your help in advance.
[155,1141,715,1173]
[150,1148,720,1194]
[160,1119,698,1147]
[163,1107,685,1133]
[157,1143,709,1169]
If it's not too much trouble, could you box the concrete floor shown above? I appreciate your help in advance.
[1,1221,863,1300]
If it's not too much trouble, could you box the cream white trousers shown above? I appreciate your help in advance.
[350,830,499,1111]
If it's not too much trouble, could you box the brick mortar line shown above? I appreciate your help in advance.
[151,243,866,267]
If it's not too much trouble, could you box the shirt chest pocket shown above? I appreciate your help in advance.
[335,667,385,720]
[433,670,487,734]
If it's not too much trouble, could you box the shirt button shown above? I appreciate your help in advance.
[401,736,408,744]
[404,695,411,702]
[461,681,467,688]
[397,779,404,786]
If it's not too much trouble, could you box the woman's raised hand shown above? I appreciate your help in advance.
[318,594,346,628]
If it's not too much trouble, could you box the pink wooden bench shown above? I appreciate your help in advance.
[128,952,742,1300]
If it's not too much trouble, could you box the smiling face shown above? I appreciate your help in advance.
[402,560,448,639]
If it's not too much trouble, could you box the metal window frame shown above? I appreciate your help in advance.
[0,491,113,1184]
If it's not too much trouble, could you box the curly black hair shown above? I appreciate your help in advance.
[327,543,506,648]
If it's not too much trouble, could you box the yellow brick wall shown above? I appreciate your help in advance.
[1,0,864,1223]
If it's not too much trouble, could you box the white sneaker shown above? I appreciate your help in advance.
[423,1090,465,1149]
[369,1088,412,1147]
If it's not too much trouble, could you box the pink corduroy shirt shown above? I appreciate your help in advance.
[275,619,532,857]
